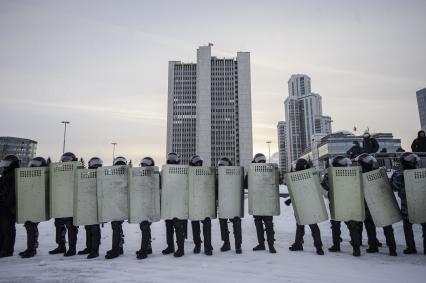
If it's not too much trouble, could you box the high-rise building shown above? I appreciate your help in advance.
[283,74,332,167]
[0,136,37,167]
[277,121,287,174]
[416,87,426,130]
[167,45,253,167]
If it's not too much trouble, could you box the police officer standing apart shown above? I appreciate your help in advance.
[18,157,47,258]
[189,155,213,256]
[105,156,127,259]
[135,157,155,260]
[322,156,363,256]
[217,157,242,254]
[77,157,103,259]
[161,152,186,258]
[251,153,277,254]
[0,155,20,257]
[287,158,324,255]
[49,152,79,257]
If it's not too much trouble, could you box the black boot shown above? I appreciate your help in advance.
[191,221,202,254]
[310,224,324,255]
[21,221,38,258]
[328,220,341,252]
[78,226,91,255]
[253,217,266,251]
[21,249,36,258]
[89,225,101,259]
[106,221,122,259]
[174,219,185,257]
[232,217,242,254]
[49,219,66,255]
[64,220,78,257]
[265,217,276,253]
[219,219,231,252]
[203,218,213,256]
[162,220,175,255]
[365,208,379,253]
[136,221,151,260]
[422,223,426,255]
[403,220,417,254]
[289,224,304,251]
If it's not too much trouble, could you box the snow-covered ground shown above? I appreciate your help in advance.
[1,194,425,283]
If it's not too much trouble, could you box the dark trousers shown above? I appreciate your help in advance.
[254,216,275,245]
[219,217,242,248]
[403,220,426,252]
[330,220,362,248]
[139,221,152,251]
[293,223,322,248]
[110,221,124,252]
[191,218,212,250]
[54,218,78,249]
[165,218,185,250]
[0,212,16,255]
[24,221,39,251]
[84,224,101,252]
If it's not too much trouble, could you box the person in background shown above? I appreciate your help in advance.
[362,131,379,154]
[411,130,426,153]
[346,141,362,159]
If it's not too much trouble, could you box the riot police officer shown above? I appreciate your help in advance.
[357,153,397,256]
[287,158,324,255]
[189,155,214,256]
[18,157,46,258]
[218,157,242,254]
[391,152,426,255]
[322,155,363,256]
[77,157,103,259]
[105,156,127,259]
[135,157,155,260]
[0,155,20,257]
[251,153,277,254]
[49,152,79,257]
[161,152,186,258]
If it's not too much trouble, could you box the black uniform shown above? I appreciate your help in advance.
[0,168,17,257]
[78,224,101,259]
[411,130,426,153]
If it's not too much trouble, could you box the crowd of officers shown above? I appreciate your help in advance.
[0,131,425,260]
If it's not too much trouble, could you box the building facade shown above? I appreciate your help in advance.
[0,136,37,167]
[277,121,287,174]
[416,87,426,130]
[167,45,253,167]
[284,74,332,169]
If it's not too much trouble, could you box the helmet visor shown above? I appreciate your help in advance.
[113,156,127,166]
[254,155,266,163]
[0,160,12,168]
[28,159,43,168]
[88,158,103,168]
[61,155,75,162]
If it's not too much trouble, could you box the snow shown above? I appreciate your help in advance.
[1,195,425,283]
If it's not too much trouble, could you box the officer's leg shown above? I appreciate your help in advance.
[383,225,397,256]
[202,218,213,255]
[264,216,276,254]
[232,217,242,254]
[347,221,362,256]
[87,225,101,259]
[253,216,265,251]
[0,213,16,257]
[329,220,341,252]
[106,221,122,259]
[422,223,426,255]
[403,219,417,254]
[49,218,66,254]
[309,224,324,255]
[364,204,379,253]
[289,224,305,251]
[219,218,230,252]
[64,218,78,257]
[173,219,185,257]
[20,221,31,256]
[137,221,151,259]
[162,220,175,255]
[191,221,202,254]
[21,222,37,258]
[78,226,91,255]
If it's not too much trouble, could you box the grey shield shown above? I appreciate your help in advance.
[329,166,365,222]
[49,161,82,218]
[97,166,129,222]
[404,168,426,224]
[248,163,280,216]
[15,167,49,224]
[362,167,402,227]
[285,168,328,225]
[73,169,98,226]
[160,165,189,220]
[128,167,161,224]
[218,166,244,219]
[188,166,216,221]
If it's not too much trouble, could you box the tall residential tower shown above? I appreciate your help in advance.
[416,87,426,130]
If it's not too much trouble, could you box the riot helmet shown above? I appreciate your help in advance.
[400,152,420,170]
[356,153,377,173]
[61,152,77,162]
[28,157,47,168]
[140,157,155,167]
[189,155,203,166]
[166,152,180,165]
[0,154,20,172]
[88,157,103,169]
[252,153,266,164]
[295,158,311,171]
[113,156,127,166]
[218,157,232,167]
[331,155,352,167]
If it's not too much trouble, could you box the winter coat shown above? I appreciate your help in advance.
[347,142,362,159]
[411,130,426,153]
[0,170,16,215]
[362,137,379,154]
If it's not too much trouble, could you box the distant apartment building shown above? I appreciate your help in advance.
[0,136,37,167]
[277,121,288,173]
[166,45,253,167]
[416,87,426,130]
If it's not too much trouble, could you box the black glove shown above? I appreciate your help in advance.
[285,199,292,206]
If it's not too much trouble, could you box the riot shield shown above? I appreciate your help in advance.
[188,166,216,221]
[362,167,402,227]
[97,166,129,222]
[404,168,426,224]
[328,166,365,222]
[248,163,280,216]
[285,168,328,225]
[73,169,98,226]
[160,165,189,220]
[15,167,49,224]
[218,166,244,219]
[49,161,82,218]
[128,166,161,224]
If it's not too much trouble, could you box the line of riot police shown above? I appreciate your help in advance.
[0,150,425,260]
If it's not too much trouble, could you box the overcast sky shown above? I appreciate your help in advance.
[1,0,425,165]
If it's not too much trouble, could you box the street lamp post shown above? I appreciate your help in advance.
[266,140,272,163]
[61,121,70,154]
[111,142,117,161]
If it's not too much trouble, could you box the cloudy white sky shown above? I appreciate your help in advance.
[1,0,425,165]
